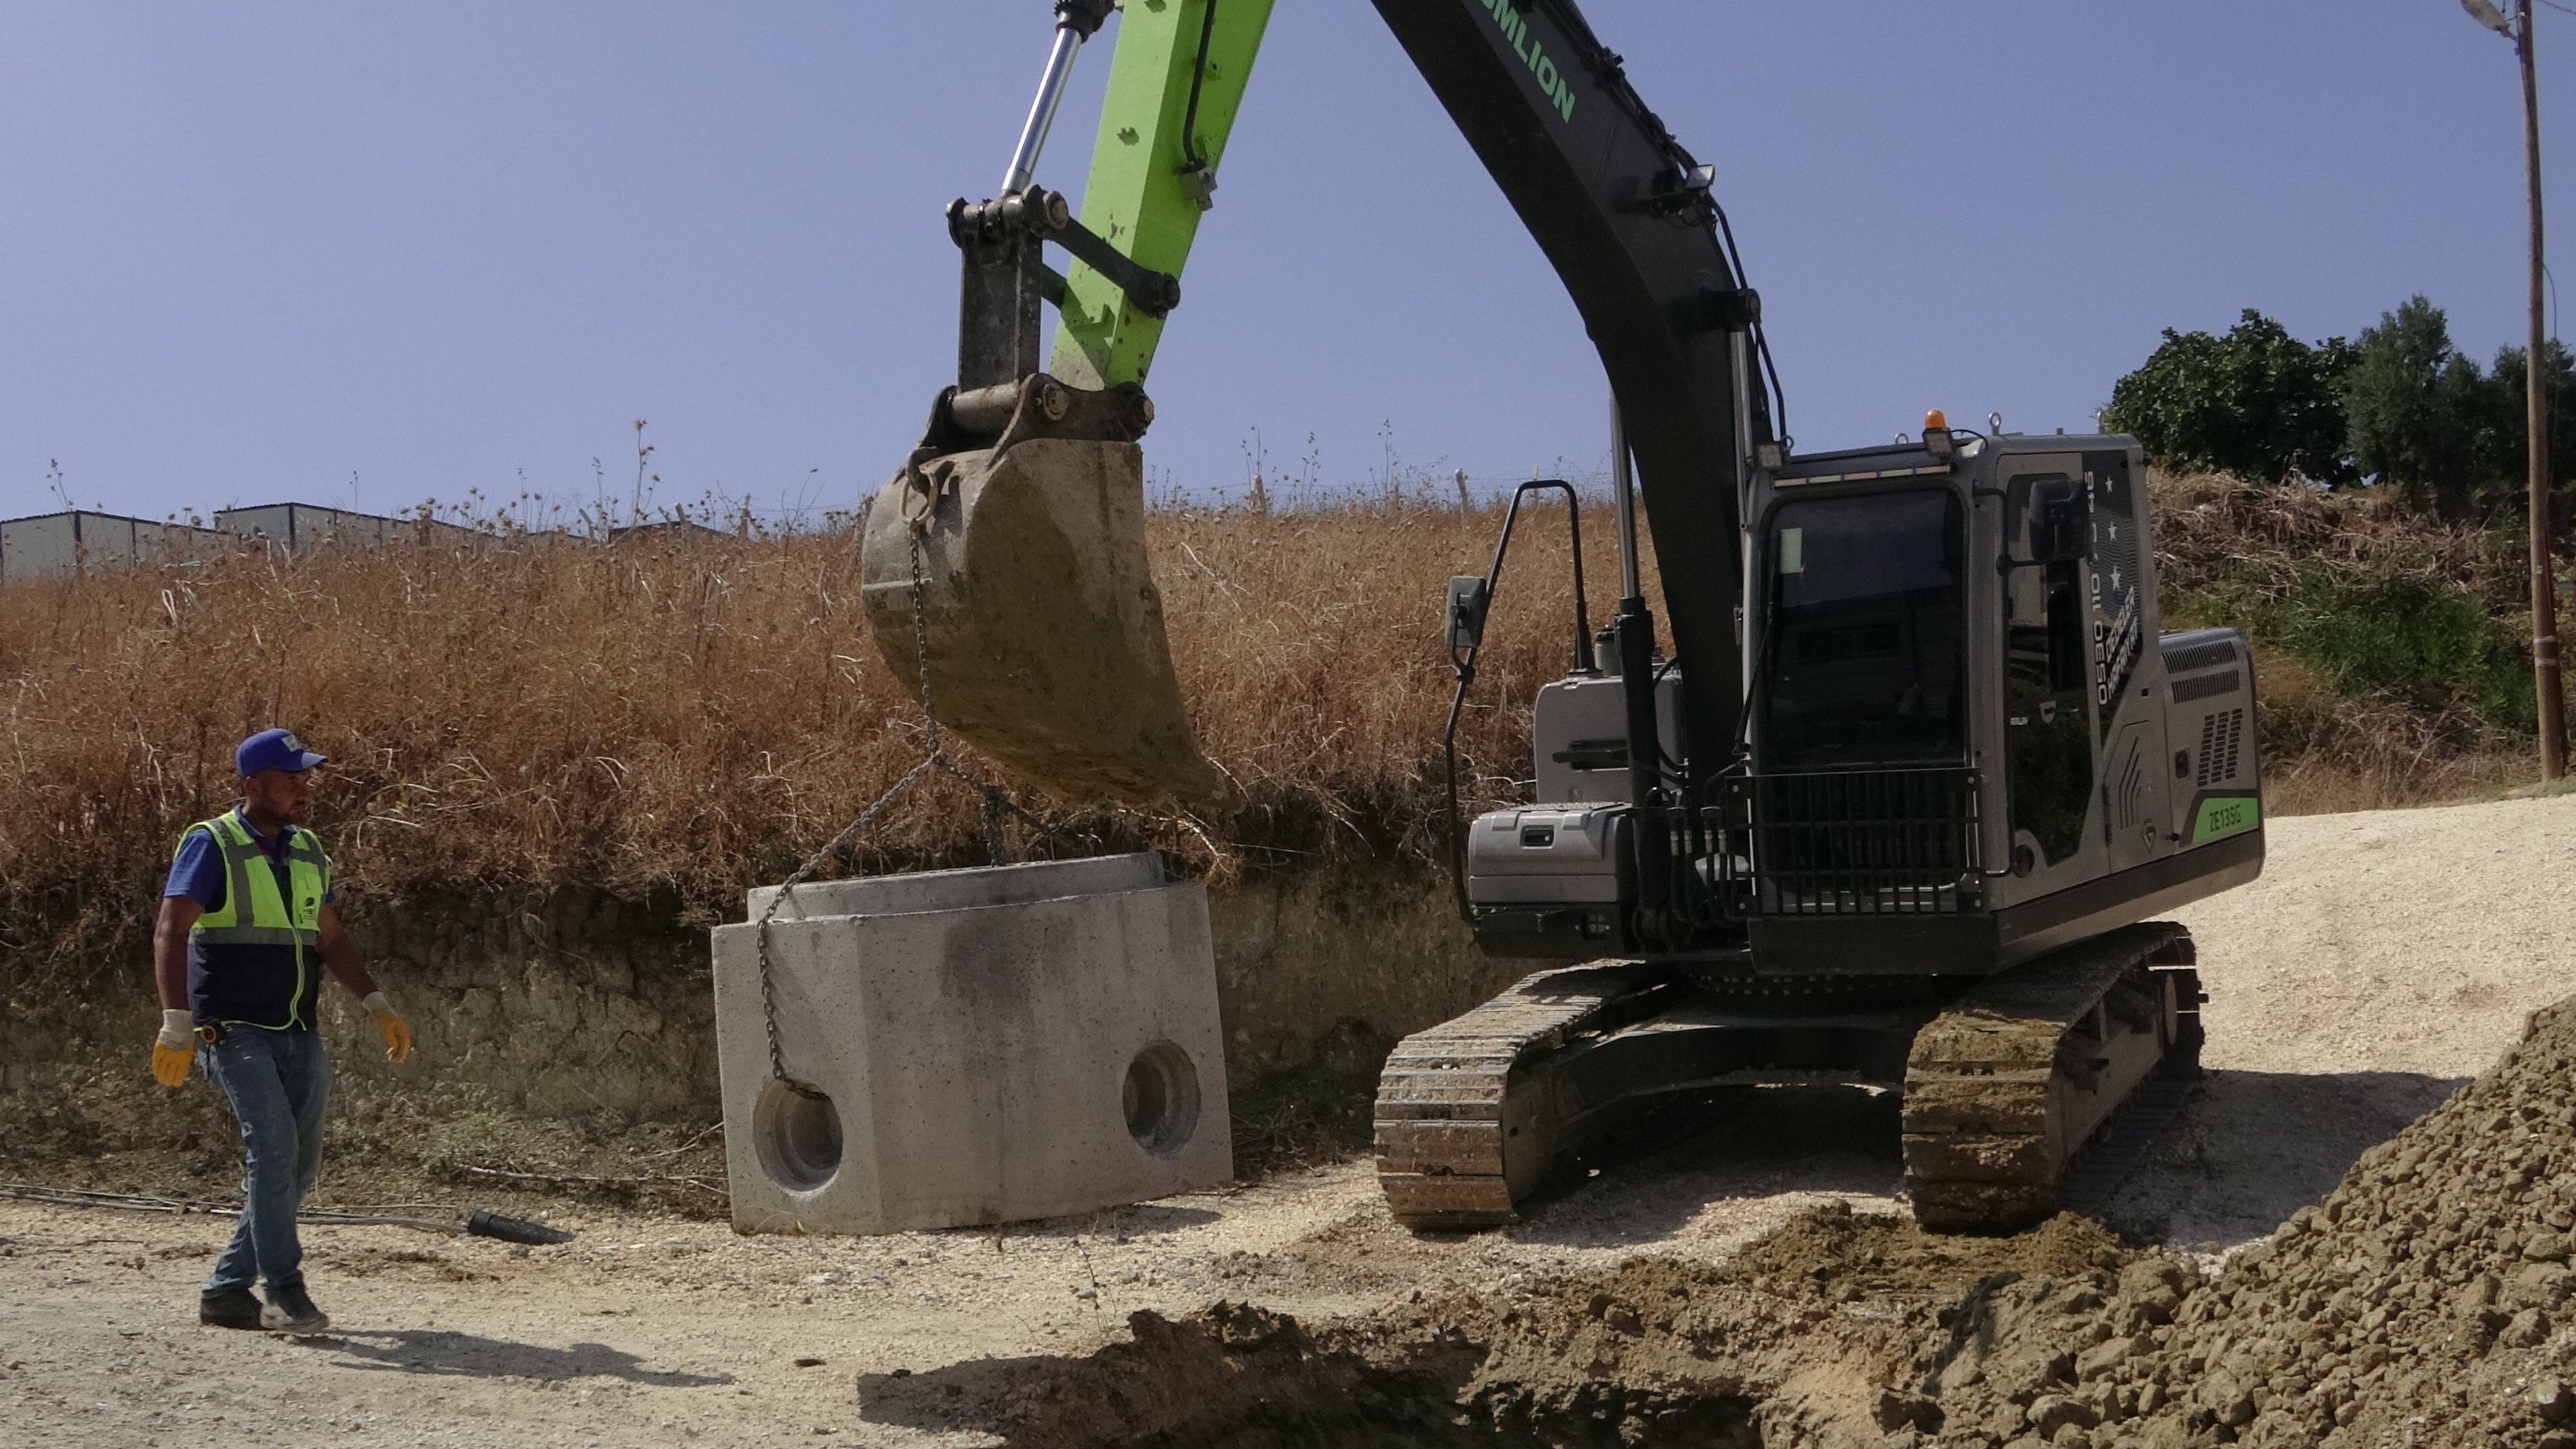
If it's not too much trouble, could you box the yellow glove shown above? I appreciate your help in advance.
[151,1010,196,1087]
[362,991,413,1063]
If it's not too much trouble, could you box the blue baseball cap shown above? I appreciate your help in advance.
[237,728,328,777]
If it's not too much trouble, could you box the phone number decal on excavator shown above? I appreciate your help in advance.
[1481,0,1578,122]
[2190,794,2260,845]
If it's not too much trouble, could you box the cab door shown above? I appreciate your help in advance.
[2085,454,2167,875]
[1999,468,2102,887]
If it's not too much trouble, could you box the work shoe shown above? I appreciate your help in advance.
[260,1283,329,1334]
[199,1287,263,1330]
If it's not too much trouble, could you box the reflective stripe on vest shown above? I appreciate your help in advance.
[193,924,316,946]
[176,811,330,1028]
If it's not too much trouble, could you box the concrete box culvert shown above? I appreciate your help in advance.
[712,853,1231,1234]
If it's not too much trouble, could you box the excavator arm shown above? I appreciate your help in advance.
[1051,0,1273,390]
[861,0,1777,808]
[1371,0,1776,781]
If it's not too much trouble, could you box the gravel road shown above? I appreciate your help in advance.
[5,792,2571,1447]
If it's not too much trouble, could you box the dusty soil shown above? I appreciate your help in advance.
[5,792,2575,1447]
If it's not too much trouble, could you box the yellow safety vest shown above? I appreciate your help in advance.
[177,810,331,1030]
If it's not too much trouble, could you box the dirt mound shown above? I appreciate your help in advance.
[2141,998,2576,1446]
[1917,998,2576,1449]
[1720,1200,2127,1301]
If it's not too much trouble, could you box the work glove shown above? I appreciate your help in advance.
[151,1009,195,1087]
[362,991,413,1063]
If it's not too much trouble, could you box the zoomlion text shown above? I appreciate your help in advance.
[1481,0,1577,122]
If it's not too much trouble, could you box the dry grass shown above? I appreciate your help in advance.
[2238,645,2532,814]
[2151,469,2526,600]
[1150,496,1647,859]
[0,497,1627,975]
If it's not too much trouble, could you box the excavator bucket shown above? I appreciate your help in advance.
[858,421,1235,812]
[859,0,1271,816]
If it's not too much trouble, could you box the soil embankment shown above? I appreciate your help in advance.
[0,857,1512,1208]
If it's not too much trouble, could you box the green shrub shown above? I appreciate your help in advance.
[2174,564,2535,734]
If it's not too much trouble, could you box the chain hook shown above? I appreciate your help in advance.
[751,477,1081,1088]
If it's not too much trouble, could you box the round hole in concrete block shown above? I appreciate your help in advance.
[1122,1041,1201,1157]
[754,1079,843,1191]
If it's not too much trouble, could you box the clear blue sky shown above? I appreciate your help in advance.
[0,1,2567,524]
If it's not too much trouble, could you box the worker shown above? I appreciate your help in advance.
[149,727,413,1334]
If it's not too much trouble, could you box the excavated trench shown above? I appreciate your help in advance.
[855,1298,1775,1449]
[1086,1364,1760,1449]
[1109,1383,1764,1449]
[852,1214,2143,1448]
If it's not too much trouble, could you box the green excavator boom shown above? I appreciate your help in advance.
[1049,0,1275,390]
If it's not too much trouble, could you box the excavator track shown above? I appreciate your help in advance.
[1900,922,2202,1233]
[1374,923,2204,1235]
[1373,962,1682,1229]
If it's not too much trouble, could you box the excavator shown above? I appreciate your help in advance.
[858,0,2266,1233]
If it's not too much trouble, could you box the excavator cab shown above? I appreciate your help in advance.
[1460,431,2263,969]
[857,0,1269,812]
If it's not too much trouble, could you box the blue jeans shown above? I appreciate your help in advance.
[200,1026,332,1295]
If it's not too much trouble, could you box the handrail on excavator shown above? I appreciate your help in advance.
[1440,478,1591,924]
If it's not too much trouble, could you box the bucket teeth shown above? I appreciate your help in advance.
[861,435,1236,812]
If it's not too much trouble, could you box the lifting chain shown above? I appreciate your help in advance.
[751,498,1075,1095]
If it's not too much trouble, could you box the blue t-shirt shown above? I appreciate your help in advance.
[163,808,335,912]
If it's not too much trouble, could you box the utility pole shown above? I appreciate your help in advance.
[2521,2,2567,778]
[2467,0,2568,777]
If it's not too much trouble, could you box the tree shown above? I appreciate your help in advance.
[2341,297,2500,520]
[2482,337,2576,521]
[2103,309,2355,484]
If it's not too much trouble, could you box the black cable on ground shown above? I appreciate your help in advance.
[0,1182,573,1244]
